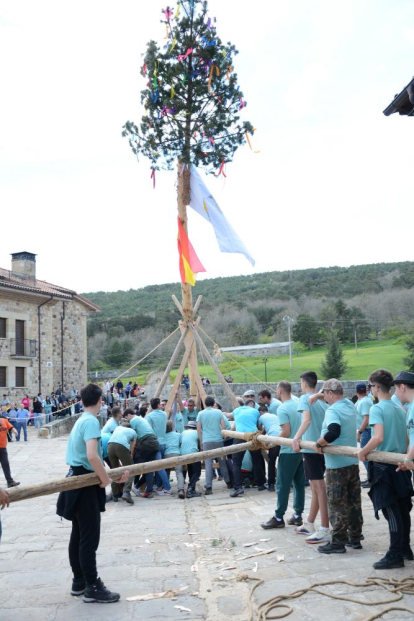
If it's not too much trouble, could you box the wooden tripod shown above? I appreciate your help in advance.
[153,165,239,412]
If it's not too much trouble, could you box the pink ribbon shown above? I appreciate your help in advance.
[164,8,173,20]
[150,169,156,189]
[178,48,194,62]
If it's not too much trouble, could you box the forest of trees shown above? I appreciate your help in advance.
[84,262,414,371]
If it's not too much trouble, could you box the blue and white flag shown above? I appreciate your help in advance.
[189,166,255,266]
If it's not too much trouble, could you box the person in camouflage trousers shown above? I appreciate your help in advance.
[313,379,363,554]
[325,464,363,548]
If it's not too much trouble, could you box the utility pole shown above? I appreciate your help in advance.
[263,357,268,383]
[283,316,294,368]
[354,322,358,355]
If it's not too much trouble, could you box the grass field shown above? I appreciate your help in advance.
[118,338,407,385]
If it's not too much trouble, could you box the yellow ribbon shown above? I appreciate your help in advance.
[175,2,181,18]
[222,49,226,57]
[245,129,260,153]
[170,84,175,99]
[208,64,220,92]
[169,38,177,54]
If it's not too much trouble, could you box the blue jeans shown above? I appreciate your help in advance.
[34,413,42,428]
[154,444,171,490]
[360,428,371,472]
[15,422,27,441]
[45,413,53,423]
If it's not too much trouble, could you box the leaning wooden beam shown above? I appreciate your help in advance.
[222,430,406,466]
[6,441,255,504]
[153,323,189,399]
[189,324,240,410]
[165,317,201,414]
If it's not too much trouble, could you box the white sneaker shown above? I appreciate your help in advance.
[157,489,172,496]
[295,522,315,535]
[131,485,142,497]
[305,529,330,544]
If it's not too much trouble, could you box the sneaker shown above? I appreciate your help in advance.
[306,529,330,544]
[178,489,185,499]
[267,484,275,492]
[261,517,285,530]
[345,540,363,550]
[71,577,86,596]
[7,480,20,488]
[295,522,316,536]
[403,548,414,561]
[112,495,119,503]
[132,484,142,497]
[204,487,213,495]
[287,514,303,526]
[373,554,404,570]
[361,480,371,489]
[186,489,202,498]
[121,492,134,505]
[83,578,120,603]
[257,485,267,491]
[157,489,172,496]
[230,488,244,498]
[142,491,154,499]
[318,542,346,555]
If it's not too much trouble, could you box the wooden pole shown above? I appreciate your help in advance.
[189,324,239,410]
[153,324,189,399]
[164,319,200,414]
[222,430,407,466]
[7,441,255,504]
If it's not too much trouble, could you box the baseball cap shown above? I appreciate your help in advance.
[355,383,367,392]
[243,390,255,397]
[322,379,343,392]
[186,421,197,429]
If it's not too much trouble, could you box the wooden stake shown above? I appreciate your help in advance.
[164,318,200,414]
[7,441,255,504]
[189,324,239,410]
[222,430,406,466]
[153,324,189,399]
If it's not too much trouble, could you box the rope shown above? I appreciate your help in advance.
[243,430,266,450]
[198,327,279,395]
[238,574,414,621]
[110,327,180,384]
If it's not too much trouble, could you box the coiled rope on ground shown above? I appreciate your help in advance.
[237,574,414,620]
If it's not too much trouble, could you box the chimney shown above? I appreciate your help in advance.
[11,251,37,281]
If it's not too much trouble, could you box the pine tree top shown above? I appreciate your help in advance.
[122,0,255,174]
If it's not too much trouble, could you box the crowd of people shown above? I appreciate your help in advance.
[1,366,414,604]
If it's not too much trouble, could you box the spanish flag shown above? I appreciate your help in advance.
[177,216,206,286]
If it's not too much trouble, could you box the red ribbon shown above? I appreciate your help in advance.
[178,48,194,62]
[150,169,156,189]
[214,160,226,178]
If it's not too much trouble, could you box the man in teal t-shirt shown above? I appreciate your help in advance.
[261,381,305,531]
[258,389,282,414]
[146,399,171,494]
[197,396,231,493]
[259,409,280,493]
[316,379,362,555]
[180,399,199,426]
[231,400,265,497]
[107,425,137,504]
[180,422,202,498]
[102,406,122,435]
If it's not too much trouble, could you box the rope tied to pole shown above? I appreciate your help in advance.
[243,430,266,450]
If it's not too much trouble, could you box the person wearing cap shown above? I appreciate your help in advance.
[180,421,202,498]
[292,371,330,543]
[230,399,266,497]
[355,383,372,488]
[395,371,414,472]
[243,390,260,410]
[261,381,305,530]
[358,369,413,570]
[314,379,363,555]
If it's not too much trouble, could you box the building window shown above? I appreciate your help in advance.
[0,367,6,387]
[15,367,25,387]
[0,318,6,339]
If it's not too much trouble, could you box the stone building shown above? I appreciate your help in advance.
[0,252,99,399]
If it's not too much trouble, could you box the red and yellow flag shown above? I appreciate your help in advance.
[177,217,206,286]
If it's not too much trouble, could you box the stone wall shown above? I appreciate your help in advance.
[52,300,88,393]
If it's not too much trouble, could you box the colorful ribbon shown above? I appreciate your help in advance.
[208,64,220,92]
[150,169,156,189]
[142,62,147,76]
[170,83,175,99]
[169,38,177,54]
[164,8,173,20]
[178,48,194,62]
[175,2,180,18]
[226,65,233,81]
[201,37,216,47]
[150,88,159,104]
[214,159,226,178]
[245,129,260,153]
[165,24,170,38]
[239,97,246,110]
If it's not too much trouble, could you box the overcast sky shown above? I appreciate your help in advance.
[1,0,413,294]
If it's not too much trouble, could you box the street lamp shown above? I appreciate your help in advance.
[283,315,294,368]
[263,357,268,383]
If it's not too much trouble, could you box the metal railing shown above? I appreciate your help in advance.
[10,338,37,357]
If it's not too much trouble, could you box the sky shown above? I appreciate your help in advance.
[1,0,413,294]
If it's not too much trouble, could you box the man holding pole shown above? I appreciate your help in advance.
[315,379,363,555]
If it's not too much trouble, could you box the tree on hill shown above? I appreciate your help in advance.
[403,334,414,373]
[293,313,320,350]
[320,330,348,380]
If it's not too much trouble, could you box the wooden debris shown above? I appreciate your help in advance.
[239,547,278,561]
[277,554,285,562]
[127,585,188,602]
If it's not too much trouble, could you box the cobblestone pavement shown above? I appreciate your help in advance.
[1,428,414,621]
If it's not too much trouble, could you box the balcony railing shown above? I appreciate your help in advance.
[10,339,37,358]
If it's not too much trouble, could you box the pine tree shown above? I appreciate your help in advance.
[403,334,414,373]
[320,330,348,380]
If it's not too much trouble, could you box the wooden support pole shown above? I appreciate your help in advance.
[221,430,406,466]
[171,294,184,316]
[153,324,189,399]
[164,321,200,414]
[189,324,239,410]
[7,441,255,504]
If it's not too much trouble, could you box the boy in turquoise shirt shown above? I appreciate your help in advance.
[197,396,231,493]
[57,384,129,604]
[180,422,202,498]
